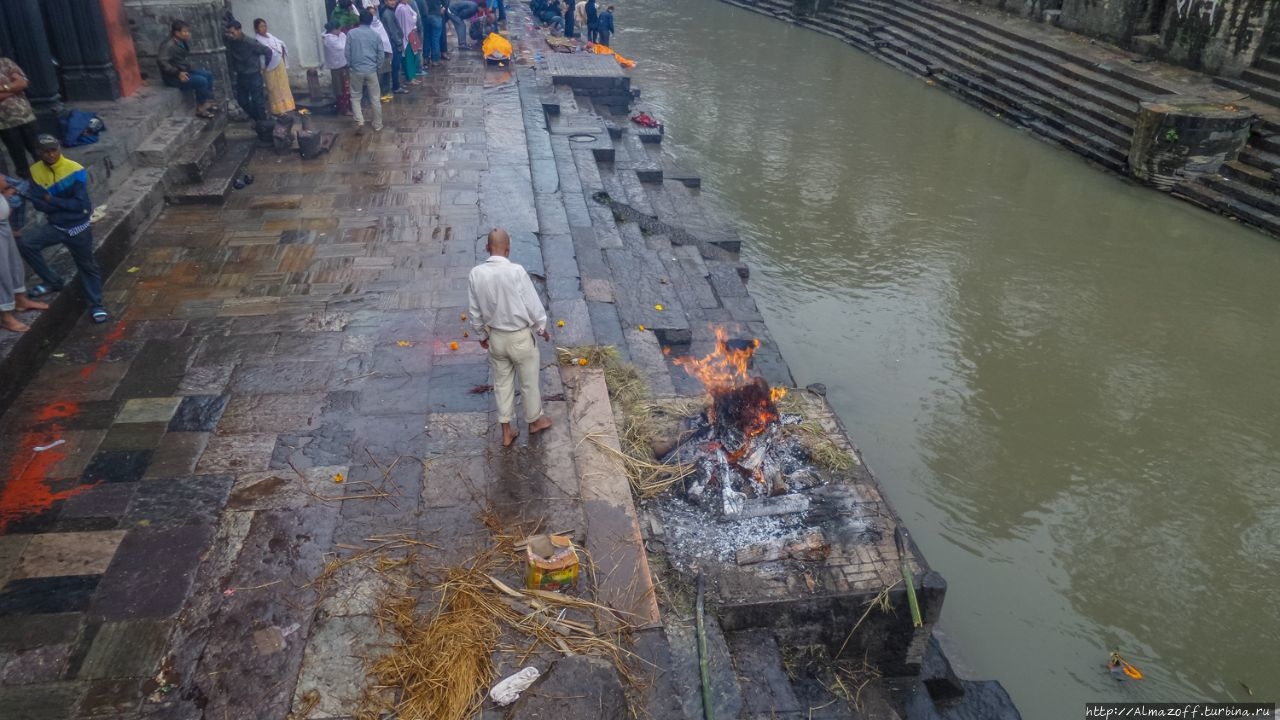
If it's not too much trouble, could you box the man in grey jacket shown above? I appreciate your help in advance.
[346,9,385,132]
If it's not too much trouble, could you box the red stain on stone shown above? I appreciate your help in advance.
[0,401,82,534]
[81,319,130,379]
[1,315,132,533]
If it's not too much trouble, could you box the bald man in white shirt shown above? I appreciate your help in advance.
[468,229,553,446]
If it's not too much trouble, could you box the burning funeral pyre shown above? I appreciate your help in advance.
[663,330,826,520]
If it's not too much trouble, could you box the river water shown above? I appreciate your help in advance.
[608,1,1280,715]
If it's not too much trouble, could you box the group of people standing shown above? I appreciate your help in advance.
[158,17,297,123]
[0,57,105,331]
[533,0,616,46]
[321,0,498,132]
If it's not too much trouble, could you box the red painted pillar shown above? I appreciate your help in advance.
[101,0,143,97]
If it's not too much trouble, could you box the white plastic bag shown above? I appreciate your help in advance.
[489,666,541,705]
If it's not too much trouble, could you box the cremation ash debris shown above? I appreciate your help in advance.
[646,497,810,568]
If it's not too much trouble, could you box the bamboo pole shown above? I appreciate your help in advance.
[696,573,714,720]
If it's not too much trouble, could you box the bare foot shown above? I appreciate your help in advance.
[14,295,48,311]
[502,427,521,447]
[1,313,29,333]
[528,416,553,434]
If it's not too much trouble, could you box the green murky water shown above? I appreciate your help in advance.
[610,1,1280,715]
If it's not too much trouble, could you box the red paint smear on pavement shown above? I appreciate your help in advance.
[1,315,132,533]
[82,318,130,379]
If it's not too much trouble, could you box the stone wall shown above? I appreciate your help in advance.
[123,0,233,100]
[955,0,1275,75]
[1157,0,1273,74]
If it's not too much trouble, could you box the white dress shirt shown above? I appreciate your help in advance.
[467,255,547,340]
[322,32,348,70]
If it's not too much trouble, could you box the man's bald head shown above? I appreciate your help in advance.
[486,228,511,257]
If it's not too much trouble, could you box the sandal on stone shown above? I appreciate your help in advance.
[29,283,61,298]
[91,308,110,324]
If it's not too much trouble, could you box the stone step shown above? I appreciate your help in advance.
[1241,65,1280,93]
[1240,145,1280,172]
[841,0,1143,124]
[912,0,1170,97]
[1256,55,1280,76]
[843,3,1134,146]
[1214,75,1280,110]
[163,114,229,187]
[1173,180,1280,237]
[166,137,255,205]
[134,114,207,167]
[1220,159,1280,193]
[1203,171,1280,216]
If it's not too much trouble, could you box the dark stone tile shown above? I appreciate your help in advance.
[113,338,197,400]
[0,576,100,616]
[3,504,65,535]
[143,432,209,479]
[65,402,124,431]
[0,612,82,650]
[122,476,233,529]
[369,344,436,375]
[77,620,171,679]
[586,300,628,357]
[268,428,356,472]
[426,364,492,412]
[79,677,145,716]
[0,681,86,720]
[0,642,72,684]
[88,525,213,621]
[348,309,436,341]
[81,451,152,485]
[129,319,189,340]
[97,423,168,452]
[62,621,99,680]
[50,517,121,533]
[350,414,428,459]
[271,332,343,358]
[229,361,334,394]
[355,375,434,416]
[191,333,278,367]
[167,395,229,432]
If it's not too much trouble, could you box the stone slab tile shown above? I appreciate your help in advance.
[0,681,86,720]
[0,642,72,684]
[167,395,229,432]
[88,524,214,621]
[548,298,594,347]
[0,576,99,616]
[563,368,659,627]
[76,619,171,679]
[121,475,234,529]
[113,397,182,425]
[12,531,128,580]
[289,614,388,720]
[143,431,210,479]
[195,433,278,474]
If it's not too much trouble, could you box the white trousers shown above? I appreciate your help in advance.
[488,327,543,424]
[349,70,383,130]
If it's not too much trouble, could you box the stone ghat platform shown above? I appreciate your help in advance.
[643,390,943,676]
[523,25,1018,719]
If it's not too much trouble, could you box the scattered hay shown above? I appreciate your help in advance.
[783,420,854,472]
[361,566,503,720]
[560,345,697,499]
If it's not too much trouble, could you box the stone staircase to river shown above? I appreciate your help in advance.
[719,0,1280,239]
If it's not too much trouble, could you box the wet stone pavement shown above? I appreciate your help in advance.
[0,51,594,719]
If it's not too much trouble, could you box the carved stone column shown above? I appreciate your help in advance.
[46,0,125,101]
[0,0,63,118]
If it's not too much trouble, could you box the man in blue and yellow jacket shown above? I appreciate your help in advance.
[18,134,107,323]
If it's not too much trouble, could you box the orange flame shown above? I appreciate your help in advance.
[674,328,785,399]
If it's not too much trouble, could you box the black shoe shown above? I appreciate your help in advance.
[28,283,62,298]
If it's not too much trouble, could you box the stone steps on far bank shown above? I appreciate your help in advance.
[798,1,1130,169]
[839,0,1139,139]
